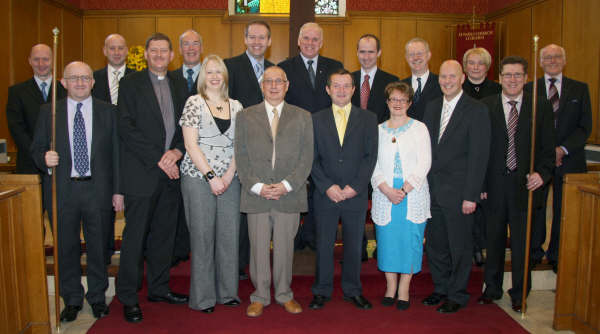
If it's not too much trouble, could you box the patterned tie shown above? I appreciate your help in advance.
[548,78,559,127]
[110,70,120,105]
[254,63,263,82]
[307,60,316,89]
[335,107,347,145]
[506,100,519,171]
[413,77,422,103]
[186,68,195,93]
[438,103,451,142]
[40,82,48,102]
[360,74,370,110]
[271,108,279,168]
[73,102,89,176]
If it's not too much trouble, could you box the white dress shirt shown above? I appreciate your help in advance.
[411,70,430,92]
[360,67,377,88]
[544,72,562,98]
[501,93,523,125]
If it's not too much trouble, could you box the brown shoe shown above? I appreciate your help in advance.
[283,299,303,314]
[246,302,264,317]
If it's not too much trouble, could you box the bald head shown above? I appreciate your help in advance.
[439,60,465,100]
[61,61,95,101]
[103,34,128,67]
[261,66,289,106]
[29,44,53,79]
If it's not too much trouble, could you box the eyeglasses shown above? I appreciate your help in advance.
[542,54,563,62]
[64,76,92,83]
[388,98,410,104]
[500,72,525,79]
[262,79,287,86]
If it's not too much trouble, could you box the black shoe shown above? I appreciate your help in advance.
[239,270,249,280]
[422,293,447,306]
[171,255,190,268]
[530,257,543,267]
[123,304,143,323]
[477,295,495,305]
[305,241,316,251]
[201,306,215,313]
[511,299,523,313]
[550,261,558,274]
[437,300,462,313]
[223,299,240,307]
[60,305,82,322]
[344,295,372,309]
[91,302,109,319]
[361,249,369,262]
[396,299,410,310]
[147,291,189,304]
[474,251,485,266]
[309,295,330,310]
[381,297,395,307]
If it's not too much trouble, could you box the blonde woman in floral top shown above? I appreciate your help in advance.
[180,55,243,313]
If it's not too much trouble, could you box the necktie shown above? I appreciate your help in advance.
[73,102,89,176]
[307,60,316,89]
[40,82,48,102]
[548,78,559,127]
[335,108,347,145]
[506,100,519,171]
[413,77,422,103]
[271,108,279,168]
[360,74,370,110]
[438,103,451,142]
[110,70,120,105]
[186,68,195,93]
[254,63,263,82]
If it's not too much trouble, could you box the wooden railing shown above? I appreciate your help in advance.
[554,173,600,333]
[0,175,50,334]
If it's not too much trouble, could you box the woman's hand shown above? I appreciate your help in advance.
[209,176,226,196]
[379,183,405,205]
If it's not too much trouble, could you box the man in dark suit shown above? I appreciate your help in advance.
[92,34,134,105]
[279,22,343,251]
[116,33,189,323]
[31,61,122,322]
[225,20,273,280]
[309,69,378,311]
[91,33,133,265]
[421,60,490,313]
[478,56,555,313]
[527,44,592,273]
[351,34,399,123]
[401,38,442,121]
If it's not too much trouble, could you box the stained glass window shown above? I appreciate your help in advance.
[231,0,344,16]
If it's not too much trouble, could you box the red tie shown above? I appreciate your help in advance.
[360,74,370,110]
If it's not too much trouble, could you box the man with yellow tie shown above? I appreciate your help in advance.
[309,68,378,310]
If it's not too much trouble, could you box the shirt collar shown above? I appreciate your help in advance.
[182,63,201,75]
[361,67,377,80]
[332,103,352,117]
[67,96,93,110]
[544,72,562,85]
[107,64,126,75]
[246,50,264,69]
[265,100,284,115]
[300,53,319,68]
[501,92,523,106]
[443,90,463,109]
[34,76,52,87]
[413,70,430,84]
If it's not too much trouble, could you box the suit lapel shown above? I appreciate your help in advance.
[242,53,263,96]
[139,70,166,130]
[430,99,443,149]
[343,106,360,148]
[557,76,570,116]
[90,99,101,165]
[294,56,314,91]
[254,102,273,139]
[57,100,72,173]
[369,70,383,101]
[26,78,45,104]
[494,96,509,143]
[315,57,329,92]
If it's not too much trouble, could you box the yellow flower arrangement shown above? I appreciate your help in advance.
[126,45,147,72]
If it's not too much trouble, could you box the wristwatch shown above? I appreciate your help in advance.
[203,170,216,182]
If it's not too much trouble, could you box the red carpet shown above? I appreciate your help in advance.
[89,252,528,334]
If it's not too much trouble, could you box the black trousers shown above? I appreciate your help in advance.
[483,173,531,302]
[238,212,249,272]
[425,200,474,306]
[312,206,366,298]
[117,179,180,306]
[172,196,190,262]
[58,180,110,306]
[531,173,563,263]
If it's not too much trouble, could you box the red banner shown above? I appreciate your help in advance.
[456,22,496,80]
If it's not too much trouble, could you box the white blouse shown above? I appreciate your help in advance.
[371,119,432,225]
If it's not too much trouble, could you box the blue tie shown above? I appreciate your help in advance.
[186,69,194,92]
[40,82,48,101]
[73,102,89,176]
[413,77,422,103]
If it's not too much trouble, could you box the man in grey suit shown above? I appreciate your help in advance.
[235,66,313,318]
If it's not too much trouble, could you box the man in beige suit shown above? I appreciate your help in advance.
[235,66,314,317]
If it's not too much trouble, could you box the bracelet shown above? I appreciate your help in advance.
[401,187,407,194]
[203,170,216,182]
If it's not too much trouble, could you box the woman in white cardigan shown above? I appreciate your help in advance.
[371,82,431,310]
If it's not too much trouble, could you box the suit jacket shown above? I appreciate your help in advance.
[30,97,120,210]
[6,78,67,173]
[278,55,343,114]
[169,66,199,96]
[311,105,378,212]
[402,73,442,121]
[235,102,314,214]
[351,69,399,123]
[92,66,135,103]
[117,69,188,196]
[462,78,502,100]
[423,93,490,211]
[481,92,555,211]
[525,76,592,174]
[225,52,273,108]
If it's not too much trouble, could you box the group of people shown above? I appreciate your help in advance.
[6,18,591,325]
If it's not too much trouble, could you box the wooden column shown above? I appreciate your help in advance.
[288,0,315,58]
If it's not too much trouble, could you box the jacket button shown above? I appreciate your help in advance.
[338,159,343,163]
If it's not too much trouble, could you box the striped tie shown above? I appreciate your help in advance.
[506,100,519,171]
[110,70,120,105]
[438,103,451,142]
[548,78,559,127]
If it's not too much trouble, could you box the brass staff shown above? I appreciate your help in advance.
[521,34,540,318]
[50,26,62,331]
